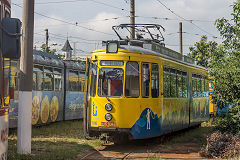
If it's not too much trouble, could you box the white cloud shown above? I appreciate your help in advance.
[11,0,235,55]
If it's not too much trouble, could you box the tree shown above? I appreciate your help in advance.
[211,0,240,108]
[188,35,218,68]
[40,44,57,54]
[215,0,240,56]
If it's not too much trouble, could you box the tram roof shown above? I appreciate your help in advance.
[33,50,59,59]
[92,43,207,71]
[33,50,64,68]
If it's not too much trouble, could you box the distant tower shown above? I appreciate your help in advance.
[62,39,73,60]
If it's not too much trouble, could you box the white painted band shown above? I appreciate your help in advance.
[17,91,32,154]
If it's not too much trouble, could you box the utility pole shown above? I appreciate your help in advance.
[130,0,135,39]
[179,22,183,55]
[73,42,76,57]
[45,29,49,52]
[17,0,35,154]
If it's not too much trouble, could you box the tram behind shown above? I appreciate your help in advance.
[85,24,209,142]
[0,0,21,158]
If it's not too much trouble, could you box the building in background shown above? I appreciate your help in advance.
[62,39,73,60]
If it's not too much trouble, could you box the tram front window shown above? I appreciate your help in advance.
[98,68,124,97]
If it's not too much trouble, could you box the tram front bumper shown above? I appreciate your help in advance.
[89,127,130,133]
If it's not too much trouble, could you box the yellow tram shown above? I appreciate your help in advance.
[85,24,209,141]
[208,76,217,116]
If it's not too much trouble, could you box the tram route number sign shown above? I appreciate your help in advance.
[101,122,116,127]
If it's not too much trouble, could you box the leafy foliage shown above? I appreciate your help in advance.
[210,0,240,107]
[193,2,240,158]
[40,43,57,54]
[39,43,65,60]
[188,35,218,68]
[214,105,240,134]
[215,0,240,54]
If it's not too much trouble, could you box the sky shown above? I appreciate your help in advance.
[11,0,235,56]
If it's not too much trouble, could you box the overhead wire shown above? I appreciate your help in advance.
[34,32,95,53]
[165,44,192,46]
[164,31,222,39]
[49,32,102,42]
[135,15,215,23]
[36,0,88,4]
[90,0,128,11]
[77,16,129,24]
[155,0,219,38]
[33,15,215,30]
[12,2,116,36]
[32,0,129,12]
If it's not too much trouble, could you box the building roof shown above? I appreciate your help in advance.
[33,49,59,59]
[62,39,73,51]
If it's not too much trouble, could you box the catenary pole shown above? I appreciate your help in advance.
[179,22,183,55]
[17,0,35,154]
[130,0,135,39]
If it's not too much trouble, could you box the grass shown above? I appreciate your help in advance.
[147,121,214,159]
[8,120,104,160]
[166,122,214,146]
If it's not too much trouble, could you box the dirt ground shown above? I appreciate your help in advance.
[75,127,215,160]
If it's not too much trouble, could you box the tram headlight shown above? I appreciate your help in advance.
[105,103,113,111]
[105,113,113,121]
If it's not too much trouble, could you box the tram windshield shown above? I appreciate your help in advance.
[98,68,124,97]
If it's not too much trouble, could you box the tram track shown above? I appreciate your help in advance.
[121,152,132,160]
[76,125,210,160]
[79,149,133,160]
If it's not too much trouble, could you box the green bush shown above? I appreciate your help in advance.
[214,105,240,135]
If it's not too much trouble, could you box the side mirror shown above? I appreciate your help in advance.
[1,18,21,59]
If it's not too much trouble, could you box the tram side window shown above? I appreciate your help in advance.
[68,71,79,91]
[141,63,150,98]
[192,74,197,97]
[182,72,187,98]
[90,61,98,97]
[79,72,85,92]
[201,78,205,97]
[163,67,170,97]
[170,69,177,97]
[33,65,44,90]
[177,70,182,98]
[197,76,201,97]
[205,78,209,97]
[44,68,54,91]
[151,63,159,98]
[54,68,62,91]
[125,61,140,97]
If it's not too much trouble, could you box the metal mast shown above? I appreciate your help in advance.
[130,0,135,39]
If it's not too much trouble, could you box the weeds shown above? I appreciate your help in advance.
[200,131,240,159]
[8,120,104,160]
